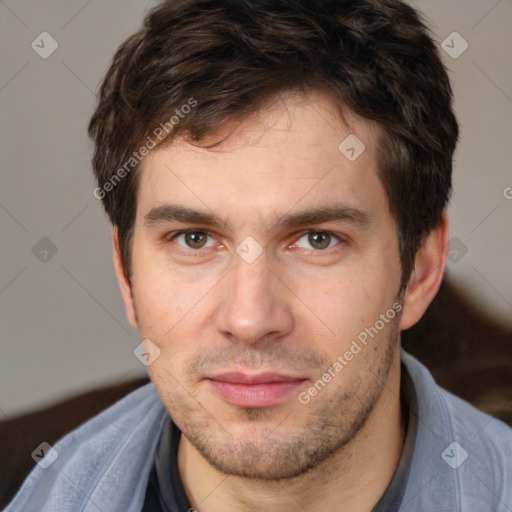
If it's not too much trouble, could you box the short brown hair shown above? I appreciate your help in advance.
[89,0,458,286]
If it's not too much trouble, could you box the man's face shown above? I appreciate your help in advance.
[124,91,404,479]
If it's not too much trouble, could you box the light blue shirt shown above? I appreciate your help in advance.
[5,350,512,511]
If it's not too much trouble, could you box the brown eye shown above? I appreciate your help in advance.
[185,232,207,248]
[173,231,213,250]
[294,231,340,251]
[308,231,332,250]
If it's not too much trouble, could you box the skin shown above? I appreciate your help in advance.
[113,90,448,511]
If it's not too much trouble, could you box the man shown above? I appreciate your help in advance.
[6,0,511,510]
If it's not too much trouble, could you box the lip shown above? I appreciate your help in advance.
[206,372,308,408]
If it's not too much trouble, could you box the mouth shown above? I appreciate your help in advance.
[205,372,308,408]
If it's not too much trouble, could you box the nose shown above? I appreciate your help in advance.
[215,255,294,346]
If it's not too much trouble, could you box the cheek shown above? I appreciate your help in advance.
[130,269,224,377]
[130,270,187,348]
[291,262,399,350]
[130,245,214,336]
[134,280,197,337]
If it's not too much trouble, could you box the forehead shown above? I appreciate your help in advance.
[136,90,387,228]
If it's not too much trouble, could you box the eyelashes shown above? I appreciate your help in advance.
[293,231,343,251]
[171,230,216,250]
[166,229,347,256]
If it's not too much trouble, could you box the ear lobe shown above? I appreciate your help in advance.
[112,228,138,330]
[399,211,449,331]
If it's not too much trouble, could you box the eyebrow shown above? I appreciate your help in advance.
[143,204,372,231]
[144,205,229,229]
[273,205,371,230]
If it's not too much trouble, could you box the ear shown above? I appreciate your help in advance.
[112,228,138,330]
[399,211,449,330]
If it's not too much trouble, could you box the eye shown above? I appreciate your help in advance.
[294,231,341,251]
[172,230,215,250]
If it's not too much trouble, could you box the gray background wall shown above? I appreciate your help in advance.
[1,0,511,417]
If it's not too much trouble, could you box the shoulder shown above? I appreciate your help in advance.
[403,349,511,446]
[5,382,168,512]
[436,378,512,490]
[401,350,512,511]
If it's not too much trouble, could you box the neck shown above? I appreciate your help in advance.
[178,352,405,512]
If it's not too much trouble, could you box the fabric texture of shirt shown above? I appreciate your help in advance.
[5,349,512,511]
